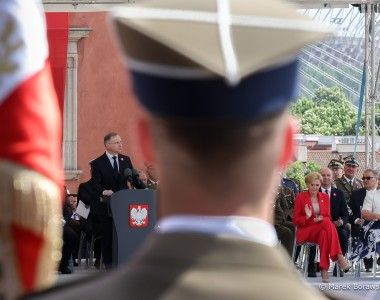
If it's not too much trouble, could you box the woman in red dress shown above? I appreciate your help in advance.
[293,172,350,282]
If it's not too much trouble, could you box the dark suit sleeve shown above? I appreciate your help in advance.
[62,206,72,223]
[90,160,105,196]
[337,190,349,225]
[78,182,97,206]
[349,191,360,224]
[323,193,332,221]
[127,156,133,169]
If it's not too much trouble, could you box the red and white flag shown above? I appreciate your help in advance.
[0,0,62,183]
[0,1,64,299]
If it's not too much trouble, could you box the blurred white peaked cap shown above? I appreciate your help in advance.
[110,0,330,85]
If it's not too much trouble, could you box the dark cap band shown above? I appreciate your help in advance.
[131,59,299,120]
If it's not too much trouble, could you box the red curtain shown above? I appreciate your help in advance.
[45,13,69,115]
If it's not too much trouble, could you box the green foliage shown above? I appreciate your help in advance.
[290,97,314,116]
[290,86,359,135]
[286,161,322,190]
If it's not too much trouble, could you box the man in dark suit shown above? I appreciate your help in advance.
[59,193,80,274]
[349,168,378,271]
[90,132,133,269]
[321,167,349,276]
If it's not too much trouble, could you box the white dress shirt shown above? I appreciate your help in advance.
[363,189,380,214]
[343,175,353,185]
[156,215,278,247]
[321,187,331,198]
[106,151,119,171]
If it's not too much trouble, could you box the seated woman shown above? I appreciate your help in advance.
[293,172,350,283]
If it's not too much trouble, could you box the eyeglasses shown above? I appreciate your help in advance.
[362,176,375,181]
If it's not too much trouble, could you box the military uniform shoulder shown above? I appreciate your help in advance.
[334,178,345,186]
[281,185,293,195]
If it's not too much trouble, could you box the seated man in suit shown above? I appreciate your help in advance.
[314,167,348,277]
[90,132,134,269]
[23,0,332,299]
[350,169,379,271]
[59,192,80,274]
[361,177,380,263]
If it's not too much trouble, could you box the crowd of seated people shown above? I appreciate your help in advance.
[60,154,380,282]
[285,156,380,282]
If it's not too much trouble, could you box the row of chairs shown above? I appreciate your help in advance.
[294,239,380,279]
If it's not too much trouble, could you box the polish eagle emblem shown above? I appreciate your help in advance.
[129,204,149,227]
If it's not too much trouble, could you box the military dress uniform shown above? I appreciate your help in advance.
[335,177,363,205]
[274,185,295,256]
[334,156,363,210]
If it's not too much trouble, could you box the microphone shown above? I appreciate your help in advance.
[124,168,133,181]
[131,168,140,178]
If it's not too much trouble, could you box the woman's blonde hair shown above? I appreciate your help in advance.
[305,172,322,185]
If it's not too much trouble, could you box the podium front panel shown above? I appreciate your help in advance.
[110,189,156,266]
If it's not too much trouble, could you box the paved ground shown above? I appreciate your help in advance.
[56,262,380,299]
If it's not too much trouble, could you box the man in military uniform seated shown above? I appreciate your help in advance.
[335,156,363,206]
[328,159,344,182]
[274,185,295,257]
[282,177,300,196]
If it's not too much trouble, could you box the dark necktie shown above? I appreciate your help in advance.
[112,156,118,173]
[325,189,328,195]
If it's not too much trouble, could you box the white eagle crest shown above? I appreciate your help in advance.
[131,206,148,226]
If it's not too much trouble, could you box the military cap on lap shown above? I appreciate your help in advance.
[110,0,330,120]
